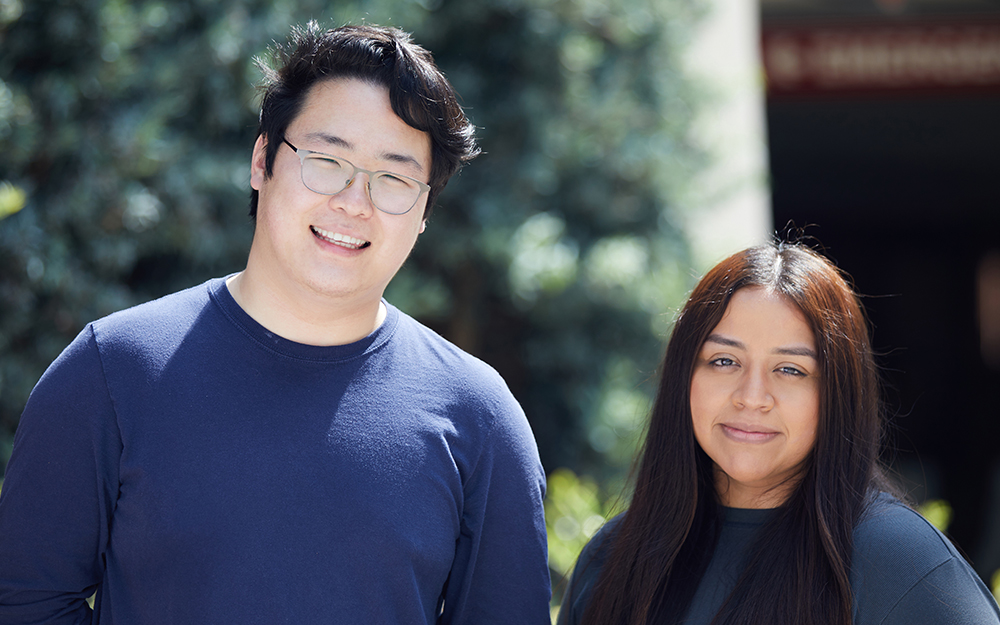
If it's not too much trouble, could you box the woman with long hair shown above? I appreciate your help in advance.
[558,241,1000,625]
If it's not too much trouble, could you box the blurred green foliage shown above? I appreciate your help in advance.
[0,0,707,489]
[546,467,615,580]
[918,498,953,533]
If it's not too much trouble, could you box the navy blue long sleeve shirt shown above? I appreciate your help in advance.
[0,277,551,624]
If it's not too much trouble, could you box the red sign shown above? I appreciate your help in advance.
[762,19,1000,97]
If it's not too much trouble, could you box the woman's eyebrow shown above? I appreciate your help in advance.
[774,346,818,359]
[704,334,743,349]
[705,334,817,359]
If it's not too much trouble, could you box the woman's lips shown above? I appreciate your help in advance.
[720,423,780,443]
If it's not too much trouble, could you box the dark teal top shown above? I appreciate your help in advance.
[558,494,1000,624]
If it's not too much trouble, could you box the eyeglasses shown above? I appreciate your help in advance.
[283,139,430,215]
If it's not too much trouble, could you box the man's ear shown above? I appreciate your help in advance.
[250,134,268,191]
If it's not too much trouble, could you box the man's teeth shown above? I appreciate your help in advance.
[312,227,369,249]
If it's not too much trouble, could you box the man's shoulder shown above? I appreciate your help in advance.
[25,279,223,409]
[390,305,510,386]
[95,278,216,324]
[387,305,528,426]
[89,278,219,348]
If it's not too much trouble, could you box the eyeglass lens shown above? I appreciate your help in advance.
[301,154,422,215]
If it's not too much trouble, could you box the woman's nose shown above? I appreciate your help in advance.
[732,368,774,411]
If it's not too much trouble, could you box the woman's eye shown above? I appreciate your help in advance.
[709,357,735,368]
[777,365,805,377]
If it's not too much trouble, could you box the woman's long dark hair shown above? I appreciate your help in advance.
[581,242,891,625]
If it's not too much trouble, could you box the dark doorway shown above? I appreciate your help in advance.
[763,3,1000,579]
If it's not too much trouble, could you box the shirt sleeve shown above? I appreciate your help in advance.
[439,395,551,625]
[852,495,1000,625]
[0,325,121,624]
[878,557,1000,625]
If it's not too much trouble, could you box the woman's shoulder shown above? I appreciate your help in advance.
[851,492,1000,624]
[556,513,626,625]
[569,512,626,589]
[853,492,958,567]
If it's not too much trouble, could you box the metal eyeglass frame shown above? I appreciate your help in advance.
[283,139,430,215]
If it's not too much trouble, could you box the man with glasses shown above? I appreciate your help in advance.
[0,23,551,624]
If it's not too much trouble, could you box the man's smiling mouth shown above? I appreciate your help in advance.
[311,226,371,250]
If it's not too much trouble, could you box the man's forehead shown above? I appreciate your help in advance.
[290,78,431,172]
[302,130,426,173]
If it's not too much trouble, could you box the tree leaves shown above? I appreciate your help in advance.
[0,0,708,480]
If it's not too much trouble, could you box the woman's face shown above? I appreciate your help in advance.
[690,287,820,509]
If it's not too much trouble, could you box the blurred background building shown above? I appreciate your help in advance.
[761,0,1000,579]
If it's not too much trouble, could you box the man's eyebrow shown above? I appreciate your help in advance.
[304,131,425,173]
[703,334,817,359]
[305,132,353,151]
